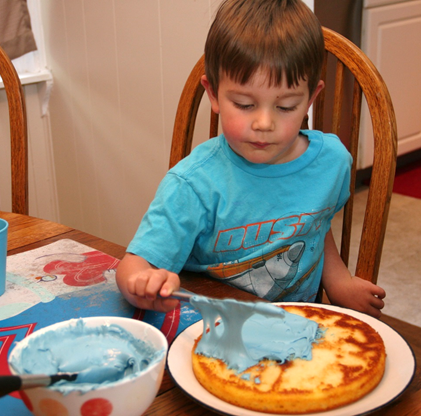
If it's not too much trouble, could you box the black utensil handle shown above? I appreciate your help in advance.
[0,375,22,398]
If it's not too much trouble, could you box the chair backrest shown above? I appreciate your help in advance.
[170,27,397,285]
[0,45,28,215]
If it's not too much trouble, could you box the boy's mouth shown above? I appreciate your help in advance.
[251,142,270,149]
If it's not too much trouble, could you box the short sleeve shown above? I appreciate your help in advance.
[127,172,208,273]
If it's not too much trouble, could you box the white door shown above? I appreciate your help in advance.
[359,0,421,168]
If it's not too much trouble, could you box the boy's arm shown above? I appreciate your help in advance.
[116,253,180,312]
[322,229,386,318]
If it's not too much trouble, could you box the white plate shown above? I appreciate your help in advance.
[166,303,416,416]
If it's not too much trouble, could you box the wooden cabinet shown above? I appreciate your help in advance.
[359,0,421,168]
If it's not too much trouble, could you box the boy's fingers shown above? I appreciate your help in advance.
[154,297,180,312]
[376,287,386,299]
[126,269,180,312]
[144,269,179,299]
[127,269,163,298]
[372,295,385,310]
[160,273,180,297]
[132,297,178,313]
[369,306,382,319]
[127,275,146,296]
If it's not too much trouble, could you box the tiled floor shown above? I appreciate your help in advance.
[331,188,421,327]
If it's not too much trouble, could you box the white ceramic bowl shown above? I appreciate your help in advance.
[9,317,168,416]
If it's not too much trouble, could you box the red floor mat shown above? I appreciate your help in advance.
[392,159,421,199]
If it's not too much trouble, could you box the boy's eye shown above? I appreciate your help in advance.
[277,106,297,112]
[233,102,253,110]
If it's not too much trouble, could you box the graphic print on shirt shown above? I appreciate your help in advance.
[207,242,321,301]
[207,208,330,301]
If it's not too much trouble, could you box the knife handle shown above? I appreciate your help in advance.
[0,374,52,397]
[0,375,22,397]
[169,290,193,302]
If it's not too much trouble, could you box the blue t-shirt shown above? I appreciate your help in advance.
[128,130,352,303]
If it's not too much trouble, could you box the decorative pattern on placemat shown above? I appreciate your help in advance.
[0,239,201,415]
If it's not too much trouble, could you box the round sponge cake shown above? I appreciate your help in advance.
[192,304,386,414]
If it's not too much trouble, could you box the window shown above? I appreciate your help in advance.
[0,0,52,88]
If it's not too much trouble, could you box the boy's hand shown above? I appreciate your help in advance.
[116,253,181,312]
[325,275,386,318]
[322,230,386,318]
[126,268,181,312]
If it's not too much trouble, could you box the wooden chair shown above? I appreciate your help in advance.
[0,45,28,215]
[170,27,397,285]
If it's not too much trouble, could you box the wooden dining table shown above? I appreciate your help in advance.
[1,210,419,416]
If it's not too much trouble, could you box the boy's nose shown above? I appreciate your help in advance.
[252,110,275,131]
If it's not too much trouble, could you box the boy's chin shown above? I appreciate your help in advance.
[229,143,287,165]
[241,152,285,165]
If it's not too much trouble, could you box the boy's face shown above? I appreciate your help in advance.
[202,70,324,165]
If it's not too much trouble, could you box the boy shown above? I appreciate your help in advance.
[116,0,385,317]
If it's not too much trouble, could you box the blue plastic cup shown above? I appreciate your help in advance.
[0,218,8,296]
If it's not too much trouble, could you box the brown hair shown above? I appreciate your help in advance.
[204,0,324,97]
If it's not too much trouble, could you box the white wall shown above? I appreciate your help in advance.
[2,1,314,247]
[36,0,223,246]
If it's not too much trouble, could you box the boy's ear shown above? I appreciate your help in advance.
[201,75,220,114]
[307,80,325,109]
